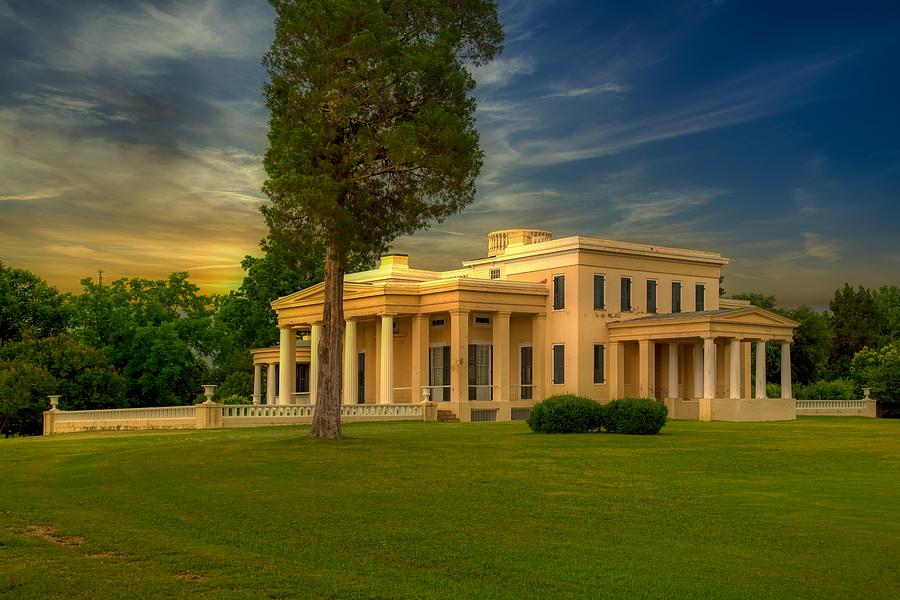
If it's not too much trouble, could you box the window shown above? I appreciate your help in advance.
[296,363,310,393]
[621,277,632,312]
[430,318,445,327]
[473,315,491,327]
[520,346,533,400]
[468,344,493,400]
[552,344,565,384]
[695,283,705,312]
[490,268,500,280]
[429,346,451,401]
[647,280,657,314]
[672,281,682,313]
[593,274,606,310]
[552,274,565,310]
[593,344,605,384]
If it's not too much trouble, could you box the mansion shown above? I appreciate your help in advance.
[250,229,798,422]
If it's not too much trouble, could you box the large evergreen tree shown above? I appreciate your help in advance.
[829,284,883,377]
[261,0,503,438]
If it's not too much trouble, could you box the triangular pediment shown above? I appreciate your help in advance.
[271,282,374,309]
[716,307,799,327]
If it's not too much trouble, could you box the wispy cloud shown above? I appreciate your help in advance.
[470,56,536,87]
[801,232,841,262]
[53,0,272,76]
[541,82,630,98]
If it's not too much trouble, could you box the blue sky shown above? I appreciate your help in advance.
[1,0,898,306]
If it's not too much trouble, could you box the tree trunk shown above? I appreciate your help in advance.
[309,243,346,439]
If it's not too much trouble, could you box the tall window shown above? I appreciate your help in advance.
[468,344,493,401]
[621,277,632,312]
[593,274,606,310]
[552,275,565,310]
[296,363,310,393]
[520,346,533,400]
[672,281,682,313]
[647,280,657,314]
[552,344,565,384]
[593,344,606,384]
[695,283,706,311]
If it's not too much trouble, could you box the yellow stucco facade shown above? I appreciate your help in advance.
[251,229,798,422]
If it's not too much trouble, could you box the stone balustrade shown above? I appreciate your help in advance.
[44,401,435,435]
[795,399,876,417]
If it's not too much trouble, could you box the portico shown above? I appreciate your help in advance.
[607,306,799,421]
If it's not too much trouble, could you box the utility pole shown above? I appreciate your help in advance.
[98,269,104,286]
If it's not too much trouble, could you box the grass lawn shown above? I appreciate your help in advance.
[1,418,899,599]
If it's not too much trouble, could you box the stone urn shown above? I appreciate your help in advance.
[201,384,217,404]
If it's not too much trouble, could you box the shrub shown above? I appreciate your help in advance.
[527,394,602,433]
[215,371,253,401]
[600,398,668,435]
[766,383,781,399]
[794,379,856,400]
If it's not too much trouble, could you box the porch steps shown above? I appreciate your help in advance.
[437,410,459,423]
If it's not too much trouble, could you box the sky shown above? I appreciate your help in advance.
[1,0,898,307]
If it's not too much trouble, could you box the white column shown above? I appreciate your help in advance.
[342,320,357,405]
[379,313,394,404]
[310,322,322,404]
[451,309,471,403]
[730,338,742,400]
[703,337,716,400]
[755,341,766,399]
[692,344,703,398]
[780,342,792,399]
[531,313,546,401]
[252,363,262,405]
[638,339,655,398]
[668,342,678,399]
[266,363,276,405]
[278,327,296,405]
[493,312,511,402]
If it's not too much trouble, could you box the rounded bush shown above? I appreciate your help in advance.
[527,394,603,433]
[600,398,668,435]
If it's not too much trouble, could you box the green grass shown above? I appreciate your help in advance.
[1,418,899,599]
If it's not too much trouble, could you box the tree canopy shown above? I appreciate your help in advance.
[261,0,503,438]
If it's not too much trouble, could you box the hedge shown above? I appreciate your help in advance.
[526,394,602,433]
[600,398,668,435]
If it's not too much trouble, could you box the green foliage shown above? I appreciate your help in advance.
[0,260,70,342]
[0,335,126,412]
[873,285,900,340]
[70,273,212,406]
[262,0,504,257]
[215,371,253,401]
[829,284,883,376]
[526,394,602,433]
[0,360,55,436]
[600,398,668,435]
[850,343,900,416]
[766,383,781,398]
[779,306,832,384]
[730,292,777,310]
[793,379,856,400]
